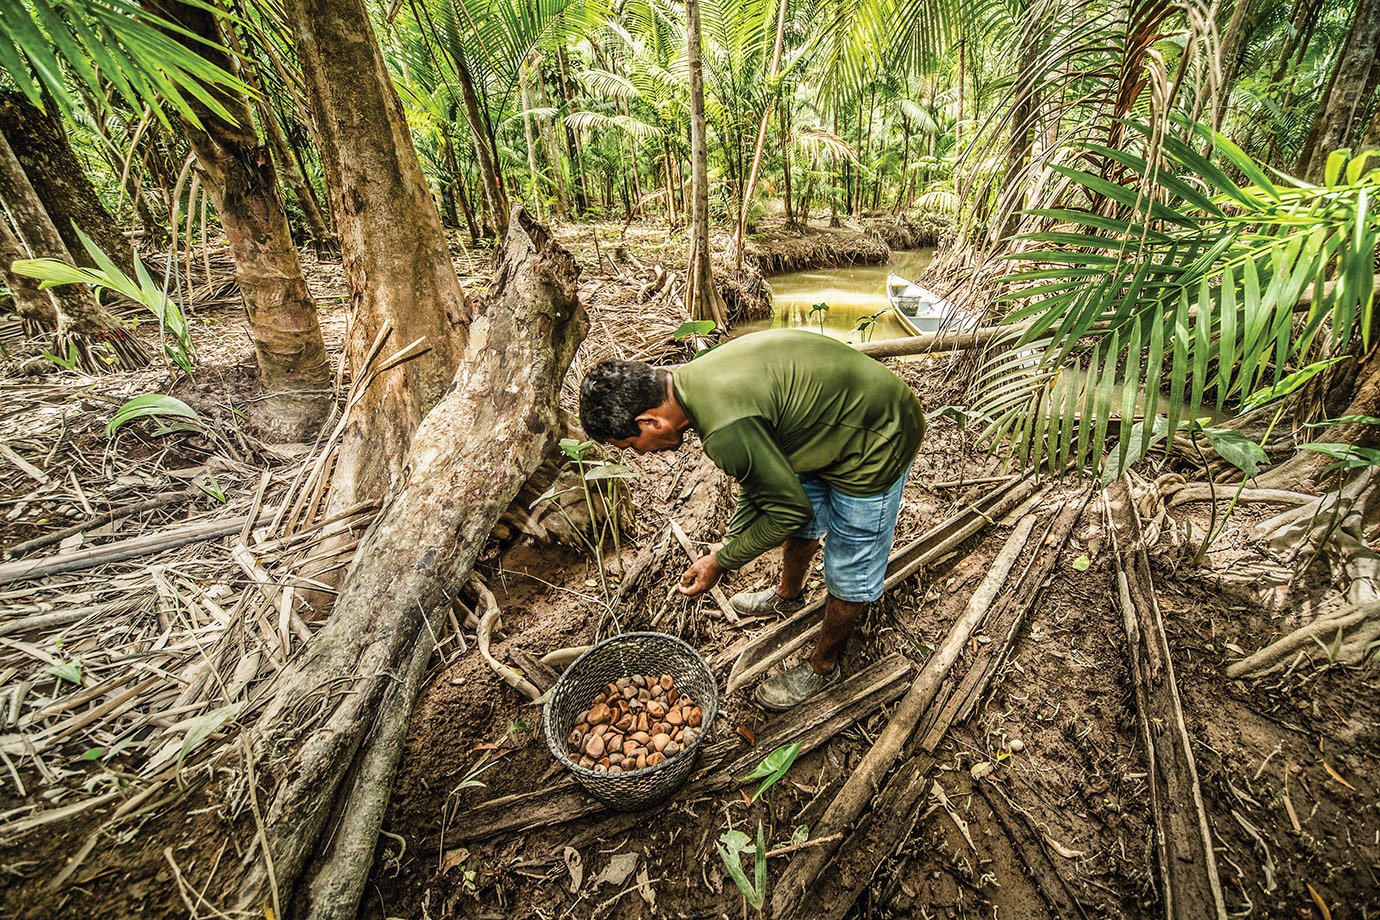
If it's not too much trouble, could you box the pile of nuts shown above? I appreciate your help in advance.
[566,673,703,774]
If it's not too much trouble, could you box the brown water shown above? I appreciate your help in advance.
[734,249,936,344]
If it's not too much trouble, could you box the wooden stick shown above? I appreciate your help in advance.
[0,509,278,584]
[974,775,1090,918]
[3,491,197,560]
[1106,476,1226,920]
[770,514,1040,917]
[669,517,739,623]
[918,490,1091,749]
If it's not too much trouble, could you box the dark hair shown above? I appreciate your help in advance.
[580,361,669,441]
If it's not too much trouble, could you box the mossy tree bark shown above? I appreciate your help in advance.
[284,0,471,505]
[234,210,584,920]
[0,92,134,279]
[0,129,148,371]
[148,0,332,441]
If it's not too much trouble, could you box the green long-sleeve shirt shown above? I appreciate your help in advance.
[672,329,924,570]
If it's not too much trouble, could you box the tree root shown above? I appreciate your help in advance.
[1226,600,1380,676]
[50,325,150,372]
[471,576,542,702]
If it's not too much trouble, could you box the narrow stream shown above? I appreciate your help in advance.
[734,249,936,344]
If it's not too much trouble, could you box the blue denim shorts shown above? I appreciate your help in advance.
[796,465,911,603]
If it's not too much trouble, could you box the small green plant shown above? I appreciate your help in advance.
[196,474,227,503]
[808,302,830,334]
[534,438,641,601]
[674,319,721,359]
[742,741,802,802]
[15,226,196,372]
[716,821,767,912]
[106,393,206,438]
[853,309,886,342]
[41,341,81,370]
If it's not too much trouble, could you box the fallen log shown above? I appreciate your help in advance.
[1106,476,1226,920]
[454,652,913,842]
[770,513,1040,917]
[232,209,586,919]
[974,776,1090,919]
[721,475,1041,694]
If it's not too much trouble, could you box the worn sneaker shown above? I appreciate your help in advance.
[730,587,806,619]
[754,663,840,711]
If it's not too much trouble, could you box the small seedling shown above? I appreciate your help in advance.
[808,302,830,334]
[742,741,802,802]
[715,821,767,912]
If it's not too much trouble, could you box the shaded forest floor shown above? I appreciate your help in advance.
[0,217,1377,919]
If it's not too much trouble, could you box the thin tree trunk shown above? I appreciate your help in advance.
[520,64,545,221]
[455,49,510,238]
[0,92,134,278]
[734,0,789,268]
[555,47,589,215]
[1299,0,1380,180]
[0,212,57,333]
[782,85,795,224]
[1214,0,1257,127]
[685,0,727,327]
[284,0,471,506]
[0,129,148,371]
[446,136,480,245]
[535,68,571,219]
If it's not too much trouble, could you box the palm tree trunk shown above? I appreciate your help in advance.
[284,0,471,506]
[0,91,135,278]
[148,0,331,440]
[1299,0,1380,180]
[781,88,795,224]
[220,18,333,245]
[520,64,545,221]
[535,68,571,219]
[685,0,727,327]
[555,47,589,215]
[1214,0,1257,127]
[0,212,57,333]
[445,135,480,245]
[455,48,510,237]
[0,129,148,371]
[735,0,789,268]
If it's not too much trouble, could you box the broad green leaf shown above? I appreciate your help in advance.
[1240,357,1349,412]
[107,394,203,438]
[1200,428,1268,478]
[46,659,84,685]
[742,740,802,802]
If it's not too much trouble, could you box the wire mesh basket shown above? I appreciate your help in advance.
[543,631,719,811]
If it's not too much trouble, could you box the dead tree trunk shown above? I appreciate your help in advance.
[233,209,584,920]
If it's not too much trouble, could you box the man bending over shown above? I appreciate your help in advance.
[579,329,924,709]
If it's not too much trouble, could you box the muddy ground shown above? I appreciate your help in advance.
[1,218,1377,920]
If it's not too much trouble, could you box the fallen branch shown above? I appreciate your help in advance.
[771,514,1040,917]
[669,517,739,623]
[0,509,277,584]
[1106,476,1226,920]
